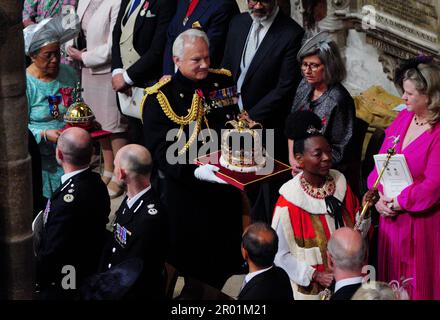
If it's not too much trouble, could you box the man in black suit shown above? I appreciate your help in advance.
[222,0,304,162]
[327,227,367,300]
[98,144,166,299]
[35,128,110,300]
[111,0,177,144]
[222,0,304,223]
[162,0,239,75]
[238,222,293,300]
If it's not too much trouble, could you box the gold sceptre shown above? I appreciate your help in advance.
[354,135,400,230]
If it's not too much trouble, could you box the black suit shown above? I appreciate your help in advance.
[112,0,177,86]
[238,266,293,300]
[222,10,304,160]
[112,0,176,144]
[99,187,166,300]
[222,11,304,223]
[330,282,362,300]
[36,169,110,300]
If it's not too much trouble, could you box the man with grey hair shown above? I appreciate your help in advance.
[327,227,367,300]
[36,127,110,299]
[97,144,166,299]
[142,29,243,289]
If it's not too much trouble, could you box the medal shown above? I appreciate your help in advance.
[47,95,62,119]
[140,1,149,17]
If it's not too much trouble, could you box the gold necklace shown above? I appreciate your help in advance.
[300,174,336,199]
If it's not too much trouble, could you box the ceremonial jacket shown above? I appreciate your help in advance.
[36,169,110,299]
[141,69,243,288]
[99,187,166,299]
[272,170,371,300]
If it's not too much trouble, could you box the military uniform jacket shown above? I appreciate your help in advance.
[142,70,244,287]
[36,169,110,297]
[142,69,239,181]
[99,187,166,299]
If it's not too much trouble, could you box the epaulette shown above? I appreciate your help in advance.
[145,77,172,95]
[208,68,232,77]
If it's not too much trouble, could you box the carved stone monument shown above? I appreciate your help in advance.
[334,0,439,93]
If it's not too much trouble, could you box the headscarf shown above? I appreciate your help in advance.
[23,13,80,56]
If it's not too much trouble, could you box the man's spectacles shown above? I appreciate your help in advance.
[37,51,61,61]
[301,62,323,72]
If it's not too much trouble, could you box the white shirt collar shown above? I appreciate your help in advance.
[334,276,363,293]
[61,167,89,185]
[245,265,273,284]
[126,185,151,209]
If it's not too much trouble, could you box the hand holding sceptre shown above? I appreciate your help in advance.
[354,135,400,230]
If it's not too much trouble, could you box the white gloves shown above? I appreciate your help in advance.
[194,164,227,184]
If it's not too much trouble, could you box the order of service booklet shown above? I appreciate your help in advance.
[373,154,413,198]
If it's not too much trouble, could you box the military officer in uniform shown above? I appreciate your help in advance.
[98,144,166,300]
[142,29,243,289]
[35,127,110,300]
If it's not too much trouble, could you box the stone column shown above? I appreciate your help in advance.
[0,1,34,299]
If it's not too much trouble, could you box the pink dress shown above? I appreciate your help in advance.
[368,109,440,300]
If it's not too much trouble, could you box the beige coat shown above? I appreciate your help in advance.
[78,0,121,74]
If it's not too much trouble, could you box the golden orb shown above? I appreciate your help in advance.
[64,101,95,129]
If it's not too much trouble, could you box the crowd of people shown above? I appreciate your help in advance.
[23,0,440,300]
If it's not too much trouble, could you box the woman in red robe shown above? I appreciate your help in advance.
[272,111,375,299]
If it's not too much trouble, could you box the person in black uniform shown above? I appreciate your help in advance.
[97,144,166,300]
[142,29,243,289]
[35,127,110,300]
[238,222,293,300]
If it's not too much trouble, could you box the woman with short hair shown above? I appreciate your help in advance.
[289,32,355,176]
[273,111,374,300]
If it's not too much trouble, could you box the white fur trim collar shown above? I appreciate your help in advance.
[279,170,347,214]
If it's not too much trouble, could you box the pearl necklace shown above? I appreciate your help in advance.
[414,116,427,126]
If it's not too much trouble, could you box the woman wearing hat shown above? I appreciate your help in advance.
[24,15,79,199]
[289,32,355,177]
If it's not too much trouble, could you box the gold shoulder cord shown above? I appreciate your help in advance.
[140,78,206,155]
[208,68,232,77]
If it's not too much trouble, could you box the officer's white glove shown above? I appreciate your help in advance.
[194,164,227,184]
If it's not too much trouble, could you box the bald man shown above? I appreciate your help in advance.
[98,144,166,300]
[238,223,293,300]
[327,227,367,300]
[36,127,110,300]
